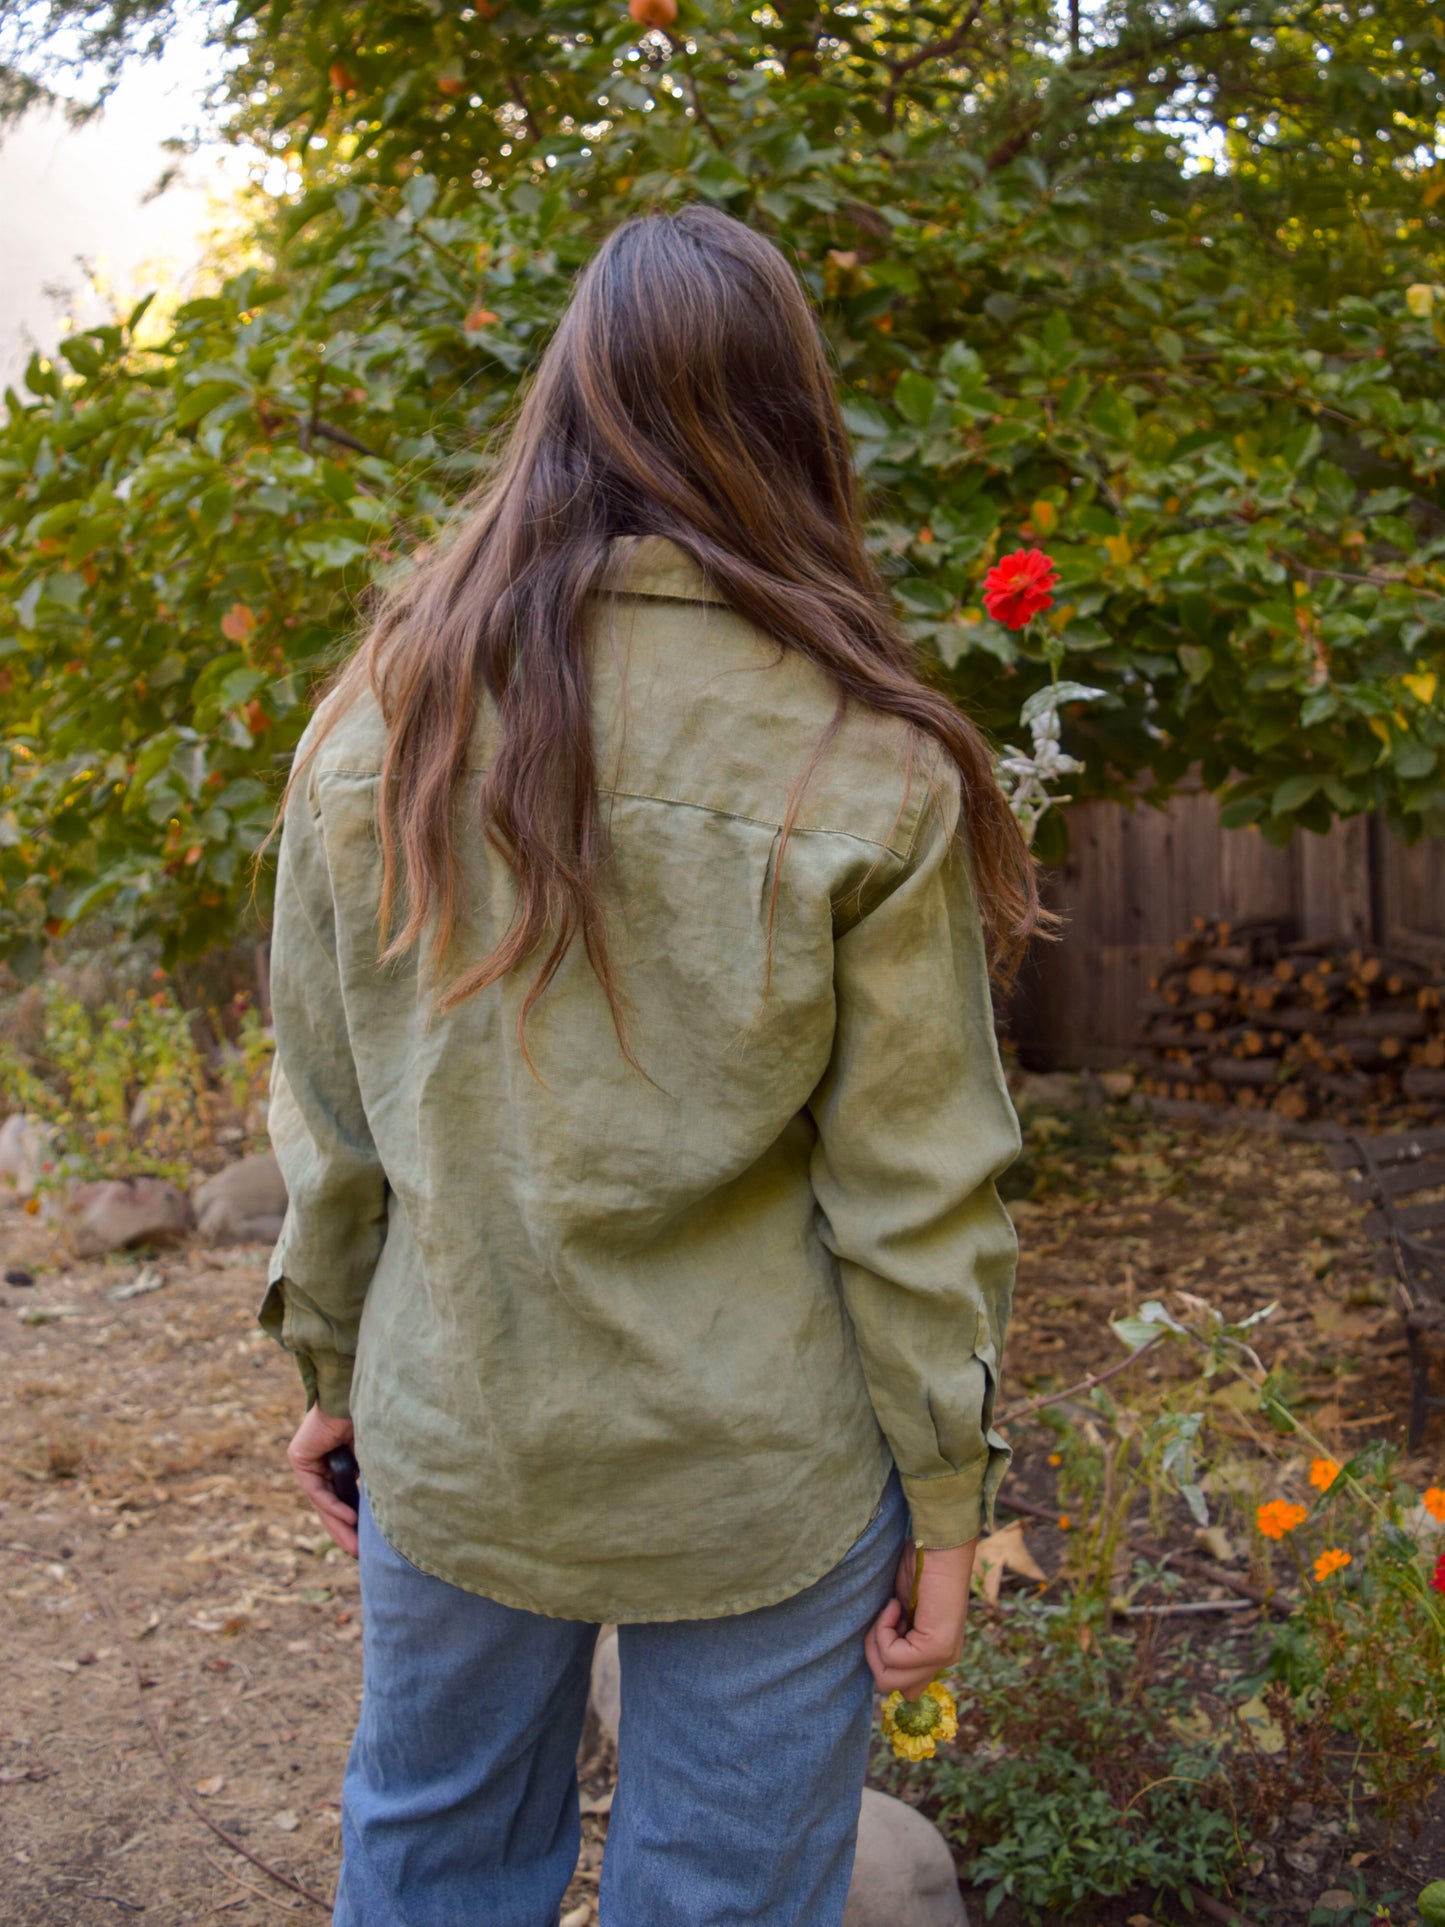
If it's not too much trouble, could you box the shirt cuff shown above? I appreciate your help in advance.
[901,1429,1013,1548]
[308,1350,356,1420]
[258,1270,357,1418]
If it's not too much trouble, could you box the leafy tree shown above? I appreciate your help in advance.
[0,0,1441,966]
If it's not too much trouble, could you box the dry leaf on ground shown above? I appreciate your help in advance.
[975,1519,1046,1603]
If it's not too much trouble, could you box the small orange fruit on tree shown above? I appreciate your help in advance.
[629,0,678,28]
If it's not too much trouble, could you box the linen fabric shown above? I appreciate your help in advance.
[334,1472,910,1927]
[260,533,1022,1622]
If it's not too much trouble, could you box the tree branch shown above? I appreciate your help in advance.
[881,0,986,126]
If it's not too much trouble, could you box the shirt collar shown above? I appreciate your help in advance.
[604,534,731,607]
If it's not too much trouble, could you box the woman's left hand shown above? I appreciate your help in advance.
[287,1404,359,1557]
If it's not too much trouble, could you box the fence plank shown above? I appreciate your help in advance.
[1014,794,1442,1068]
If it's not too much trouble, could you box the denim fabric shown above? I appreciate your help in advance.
[334,1469,907,1927]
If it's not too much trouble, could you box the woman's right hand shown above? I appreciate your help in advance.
[287,1404,360,1557]
[865,1539,976,1698]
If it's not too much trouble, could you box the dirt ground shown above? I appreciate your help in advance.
[1,1103,1440,1926]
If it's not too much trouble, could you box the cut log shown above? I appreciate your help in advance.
[1299,967,1348,1004]
[1263,1007,1321,1035]
[1323,1126,1445,1171]
[1208,1056,1284,1087]
[1283,938,1338,958]
[1345,1155,1445,1203]
[1315,1072,1373,1102]
[1141,1023,1194,1049]
[1364,1196,1445,1240]
[1335,1040,1388,1072]
[1203,943,1255,970]
[1333,1008,1428,1042]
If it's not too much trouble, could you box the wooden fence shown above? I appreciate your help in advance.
[1009,784,1445,1069]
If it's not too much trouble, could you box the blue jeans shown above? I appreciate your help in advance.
[334,1470,907,1927]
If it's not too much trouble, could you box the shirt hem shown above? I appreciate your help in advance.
[358,1451,897,1625]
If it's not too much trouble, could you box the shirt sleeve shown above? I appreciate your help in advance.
[257,757,388,1419]
[807,767,1022,1549]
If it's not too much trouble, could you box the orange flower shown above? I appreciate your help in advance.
[1048,1453,1062,1467]
[1058,1514,1072,1531]
[1309,1458,1341,1493]
[1424,1487,1445,1524]
[1313,1548,1351,1582]
[1256,1500,1308,1540]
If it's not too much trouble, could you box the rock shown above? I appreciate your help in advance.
[844,1789,966,1927]
[193,1154,287,1246]
[1011,1072,1083,1112]
[0,1113,56,1198]
[1097,1070,1136,1101]
[1315,1894,1354,1914]
[61,1176,193,1258]
[589,1626,621,1745]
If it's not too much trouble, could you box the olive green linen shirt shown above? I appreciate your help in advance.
[260,534,1021,1623]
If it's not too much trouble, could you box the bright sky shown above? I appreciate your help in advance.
[0,19,241,385]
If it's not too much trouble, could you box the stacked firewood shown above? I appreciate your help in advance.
[1134,918,1445,1122]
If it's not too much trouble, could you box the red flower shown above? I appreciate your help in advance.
[1432,1552,1445,1596]
[982,548,1061,630]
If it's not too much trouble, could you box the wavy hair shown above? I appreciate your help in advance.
[277,203,1041,1058]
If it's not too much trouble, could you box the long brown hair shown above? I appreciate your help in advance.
[279,203,1040,1053]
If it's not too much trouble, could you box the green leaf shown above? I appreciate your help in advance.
[402,174,439,221]
[894,371,938,429]
[1271,774,1320,814]
[60,335,104,380]
[1178,643,1212,684]
[175,382,244,428]
[1087,386,1138,443]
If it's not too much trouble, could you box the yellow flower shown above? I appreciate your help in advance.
[1256,1500,1308,1540]
[881,1679,959,1763]
[1424,1487,1445,1524]
[1313,1548,1351,1582]
[1309,1458,1341,1493]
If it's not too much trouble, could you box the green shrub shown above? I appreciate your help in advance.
[0,979,272,1184]
[892,1604,1244,1922]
